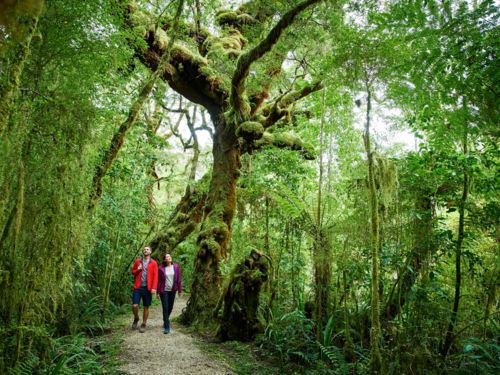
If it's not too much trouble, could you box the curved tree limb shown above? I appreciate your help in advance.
[230,0,321,118]
[259,81,323,128]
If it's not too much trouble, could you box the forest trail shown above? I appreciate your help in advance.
[117,295,235,375]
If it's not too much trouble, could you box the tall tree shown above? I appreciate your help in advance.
[128,0,324,326]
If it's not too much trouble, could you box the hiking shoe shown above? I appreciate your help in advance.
[139,323,146,333]
[163,328,169,334]
[131,319,139,330]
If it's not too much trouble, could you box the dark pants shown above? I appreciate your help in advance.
[159,291,176,329]
[132,286,152,307]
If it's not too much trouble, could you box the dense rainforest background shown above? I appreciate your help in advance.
[0,0,498,374]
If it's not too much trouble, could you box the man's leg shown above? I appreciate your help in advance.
[131,289,140,329]
[139,288,152,333]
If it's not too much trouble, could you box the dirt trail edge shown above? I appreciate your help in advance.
[118,294,235,375]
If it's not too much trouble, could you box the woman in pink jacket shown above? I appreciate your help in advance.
[157,253,182,334]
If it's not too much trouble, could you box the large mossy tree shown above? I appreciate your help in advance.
[127,0,325,326]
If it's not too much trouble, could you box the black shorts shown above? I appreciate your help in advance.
[132,286,152,307]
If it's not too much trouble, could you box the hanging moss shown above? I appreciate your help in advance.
[171,43,208,65]
[251,131,315,159]
[373,154,398,206]
[204,28,246,60]
[215,10,239,25]
[274,132,298,147]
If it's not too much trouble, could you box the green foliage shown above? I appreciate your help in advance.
[0,0,498,374]
[259,310,317,364]
[317,343,349,374]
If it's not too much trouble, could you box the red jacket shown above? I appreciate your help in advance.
[132,258,158,291]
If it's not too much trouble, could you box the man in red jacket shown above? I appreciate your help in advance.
[131,246,158,333]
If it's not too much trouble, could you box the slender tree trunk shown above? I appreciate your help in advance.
[441,125,469,358]
[0,2,44,134]
[483,261,498,337]
[264,196,270,253]
[364,81,383,374]
[186,106,200,183]
[314,89,331,339]
[181,112,241,326]
[145,102,162,219]
[343,270,355,361]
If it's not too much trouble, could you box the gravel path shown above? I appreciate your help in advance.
[118,294,235,375]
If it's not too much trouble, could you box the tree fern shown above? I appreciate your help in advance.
[270,181,317,235]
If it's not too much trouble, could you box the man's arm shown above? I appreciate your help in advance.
[151,261,158,294]
[131,259,142,276]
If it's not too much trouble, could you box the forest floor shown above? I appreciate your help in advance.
[114,294,236,375]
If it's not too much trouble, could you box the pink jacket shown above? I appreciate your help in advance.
[157,263,182,293]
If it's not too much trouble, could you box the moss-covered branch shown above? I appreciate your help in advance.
[129,4,228,114]
[253,131,315,160]
[89,0,184,209]
[230,0,321,118]
[260,81,323,128]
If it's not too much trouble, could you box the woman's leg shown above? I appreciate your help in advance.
[167,291,176,318]
[159,293,169,329]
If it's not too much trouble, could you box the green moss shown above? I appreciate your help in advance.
[237,13,254,24]
[200,238,221,255]
[236,121,264,141]
[176,212,189,222]
[227,28,247,46]
[154,27,169,49]
[171,44,208,66]
[259,132,274,144]
[199,65,230,92]
[274,132,296,147]
[215,10,239,26]
[129,6,154,36]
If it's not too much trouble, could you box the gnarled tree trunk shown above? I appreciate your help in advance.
[215,250,269,341]
[150,174,208,257]
[181,112,241,326]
